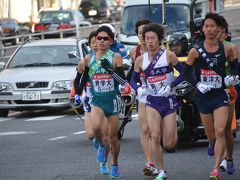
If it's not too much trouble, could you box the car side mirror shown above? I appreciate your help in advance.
[0,62,5,70]
[68,51,79,59]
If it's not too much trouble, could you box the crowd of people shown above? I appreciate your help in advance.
[72,12,239,180]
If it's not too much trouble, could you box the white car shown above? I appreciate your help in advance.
[0,38,90,117]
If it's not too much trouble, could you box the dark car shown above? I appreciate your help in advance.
[79,0,112,24]
[34,9,91,38]
[0,18,31,45]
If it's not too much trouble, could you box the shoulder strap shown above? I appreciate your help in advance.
[144,48,165,77]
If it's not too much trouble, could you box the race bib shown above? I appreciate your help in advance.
[147,74,167,95]
[92,74,114,92]
[200,69,222,88]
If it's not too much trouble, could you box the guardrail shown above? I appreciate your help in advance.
[0,22,120,62]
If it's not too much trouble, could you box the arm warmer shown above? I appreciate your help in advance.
[73,71,82,90]
[183,63,197,86]
[229,59,239,76]
[130,70,140,92]
[75,66,89,95]
[112,67,126,86]
[171,62,184,88]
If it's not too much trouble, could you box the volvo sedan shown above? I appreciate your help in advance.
[0,38,90,117]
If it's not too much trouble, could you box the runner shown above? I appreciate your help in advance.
[131,23,184,180]
[74,30,97,142]
[130,19,159,177]
[183,13,238,180]
[75,25,126,179]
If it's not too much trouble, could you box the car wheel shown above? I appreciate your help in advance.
[0,109,9,117]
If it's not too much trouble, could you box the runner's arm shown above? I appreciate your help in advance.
[167,51,184,88]
[130,56,142,92]
[75,56,90,95]
[183,48,198,86]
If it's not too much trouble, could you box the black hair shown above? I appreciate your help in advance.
[218,15,229,34]
[202,13,222,27]
[96,25,114,41]
[142,23,164,42]
[135,19,152,34]
[88,30,97,45]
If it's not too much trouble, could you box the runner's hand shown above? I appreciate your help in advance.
[224,75,239,86]
[196,82,211,94]
[158,85,173,97]
[100,59,113,73]
[74,94,82,106]
[137,87,147,98]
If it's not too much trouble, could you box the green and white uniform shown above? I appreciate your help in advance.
[88,50,120,117]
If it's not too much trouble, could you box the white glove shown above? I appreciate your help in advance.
[224,75,239,86]
[137,87,147,99]
[158,85,173,97]
[196,82,212,94]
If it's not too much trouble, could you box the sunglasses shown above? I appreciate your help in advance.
[96,36,110,41]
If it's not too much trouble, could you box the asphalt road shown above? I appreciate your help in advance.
[0,109,240,180]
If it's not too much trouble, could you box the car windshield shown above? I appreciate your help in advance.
[8,45,79,68]
[121,4,190,36]
[40,11,73,23]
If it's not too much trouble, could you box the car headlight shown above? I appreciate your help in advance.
[0,82,12,92]
[52,81,72,90]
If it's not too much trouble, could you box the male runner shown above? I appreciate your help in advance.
[131,23,184,180]
[184,13,237,180]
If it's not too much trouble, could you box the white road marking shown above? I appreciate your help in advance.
[25,115,66,121]
[0,118,13,122]
[0,131,37,136]
[72,131,86,135]
[47,136,67,141]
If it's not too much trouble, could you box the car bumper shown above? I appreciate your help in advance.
[0,90,71,111]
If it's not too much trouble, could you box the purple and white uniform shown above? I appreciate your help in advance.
[143,49,179,118]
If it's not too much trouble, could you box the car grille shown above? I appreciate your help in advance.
[14,100,50,104]
[16,82,48,89]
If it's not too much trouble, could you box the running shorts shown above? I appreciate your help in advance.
[146,95,179,118]
[92,95,120,117]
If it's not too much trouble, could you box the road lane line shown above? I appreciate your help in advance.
[0,131,37,136]
[0,118,13,122]
[47,136,67,141]
[25,115,66,121]
[72,131,86,135]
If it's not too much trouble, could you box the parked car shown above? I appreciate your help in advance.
[79,0,112,24]
[0,38,90,117]
[0,18,31,45]
[34,9,91,38]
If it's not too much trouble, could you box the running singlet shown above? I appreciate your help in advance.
[194,41,227,94]
[143,49,175,97]
[88,50,118,97]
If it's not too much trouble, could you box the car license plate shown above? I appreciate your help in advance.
[88,10,97,16]
[22,91,41,101]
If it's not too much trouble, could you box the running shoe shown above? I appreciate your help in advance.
[110,165,119,179]
[209,169,219,180]
[92,138,99,150]
[207,142,215,156]
[100,163,109,175]
[154,170,168,180]
[96,146,106,163]
[220,158,227,172]
[143,162,158,176]
[226,159,235,174]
